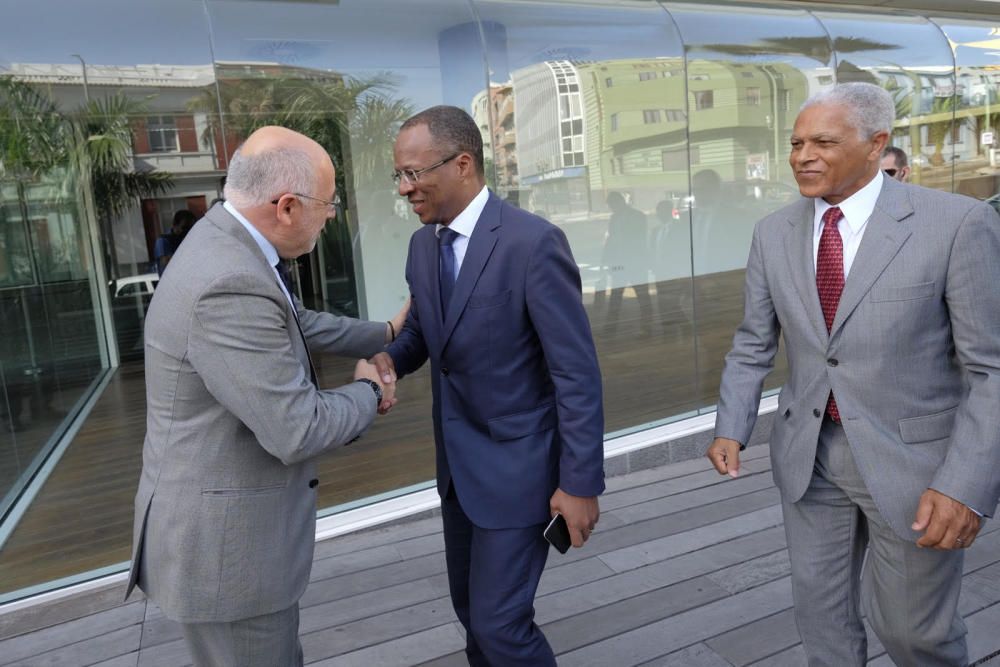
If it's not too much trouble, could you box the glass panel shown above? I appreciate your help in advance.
[470,0,695,433]
[816,11,956,190]
[204,0,479,508]
[667,3,832,407]
[0,0,212,596]
[933,19,1000,203]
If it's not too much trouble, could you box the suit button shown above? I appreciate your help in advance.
[441,367,449,376]
[813,408,822,418]
[827,358,839,367]
[309,479,319,488]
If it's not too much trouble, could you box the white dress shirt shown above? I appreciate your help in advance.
[812,170,884,278]
[224,201,294,309]
[436,185,489,279]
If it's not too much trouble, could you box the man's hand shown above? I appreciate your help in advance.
[550,488,599,548]
[370,351,396,385]
[912,488,981,550]
[707,437,742,478]
[386,298,411,344]
[354,359,396,414]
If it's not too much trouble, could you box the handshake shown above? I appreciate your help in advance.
[352,297,408,415]
[353,353,398,415]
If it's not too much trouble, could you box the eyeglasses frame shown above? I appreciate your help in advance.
[271,192,341,214]
[392,153,460,185]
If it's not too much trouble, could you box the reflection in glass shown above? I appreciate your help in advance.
[934,19,1000,202]
[471,1,697,431]
[667,3,831,405]
[817,12,955,189]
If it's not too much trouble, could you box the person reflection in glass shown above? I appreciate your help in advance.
[602,191,653,335]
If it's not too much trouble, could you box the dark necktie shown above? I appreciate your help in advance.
[439,227,459,315]
[274,260,294,297]
[274,260,317,386]
[816,206,844,422]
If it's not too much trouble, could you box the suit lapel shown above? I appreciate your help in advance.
[441,195,501,347]
[784,200,829,343]
[830,184,913,336]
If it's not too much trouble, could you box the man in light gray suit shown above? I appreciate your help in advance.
[126,126,406,666]
[708,83,1000,666]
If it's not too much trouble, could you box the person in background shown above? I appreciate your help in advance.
[153,209,196,275]
[708,82,1000,666]
[881,145,910,183]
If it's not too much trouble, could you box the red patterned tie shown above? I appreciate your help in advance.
[816,206,844,422]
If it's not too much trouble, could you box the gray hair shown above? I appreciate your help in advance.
[223,145,315,208]
[801,82,895,139]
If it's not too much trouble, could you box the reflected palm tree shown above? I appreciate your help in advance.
[349,95,413,189]
[72,94,173,274]
[697,36,897,63]
[1,79,171,280]
[189,70,409,196]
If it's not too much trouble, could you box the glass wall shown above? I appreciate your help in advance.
[0,82,107,523]
[815,11,957,190]
[931,18,1000,202]
[0,0,998,600]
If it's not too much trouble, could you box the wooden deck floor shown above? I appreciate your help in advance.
[2,445,999,667]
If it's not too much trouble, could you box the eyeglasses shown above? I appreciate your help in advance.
[271,192,341,214]
[883,168,898,177]
[392,153,459,185]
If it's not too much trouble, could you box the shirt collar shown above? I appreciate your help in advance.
[224,200,280,267]
[436,185,489,239]
[814,169,883,235]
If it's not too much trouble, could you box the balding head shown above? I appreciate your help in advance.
[224,126,337,258]
[224,126,333,208]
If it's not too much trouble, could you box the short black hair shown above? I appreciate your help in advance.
[173,209,196,227]
[882,145,908,168]
[401,105,484,177]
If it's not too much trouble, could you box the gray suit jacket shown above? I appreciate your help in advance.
[715,177,1000,539]
[126,204,386,623]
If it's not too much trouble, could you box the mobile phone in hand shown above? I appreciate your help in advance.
[543,513,572,554]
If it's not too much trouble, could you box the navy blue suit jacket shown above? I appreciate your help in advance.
[388,192,605,529]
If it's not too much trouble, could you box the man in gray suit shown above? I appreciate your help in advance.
[708,83,1000,665]
[126,126,406,666]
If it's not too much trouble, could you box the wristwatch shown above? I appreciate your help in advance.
[355,378,382,407]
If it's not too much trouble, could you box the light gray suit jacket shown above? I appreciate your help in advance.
[126,204,386,623]
[715,177,1000,539]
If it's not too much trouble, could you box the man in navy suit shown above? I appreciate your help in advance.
[372,106,605,665]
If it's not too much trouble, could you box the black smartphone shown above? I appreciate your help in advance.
[543,513,572,554]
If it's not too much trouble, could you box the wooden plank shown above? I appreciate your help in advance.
[0,602,143,665]
[542,576,730,654]
[136,638,192,667]
[301,597,456,662]
[307,622,466,667]
[4,625,140,667]
[300,552,446,607]
[300,576,449,634]
[598,505,783,573]
[537,527,787,627]
[638,643,734,667]
[705,609,798,666]
[706,550,791,595]
[557,578,794,667]
[602,461,773,512]
[603,445,771,495]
